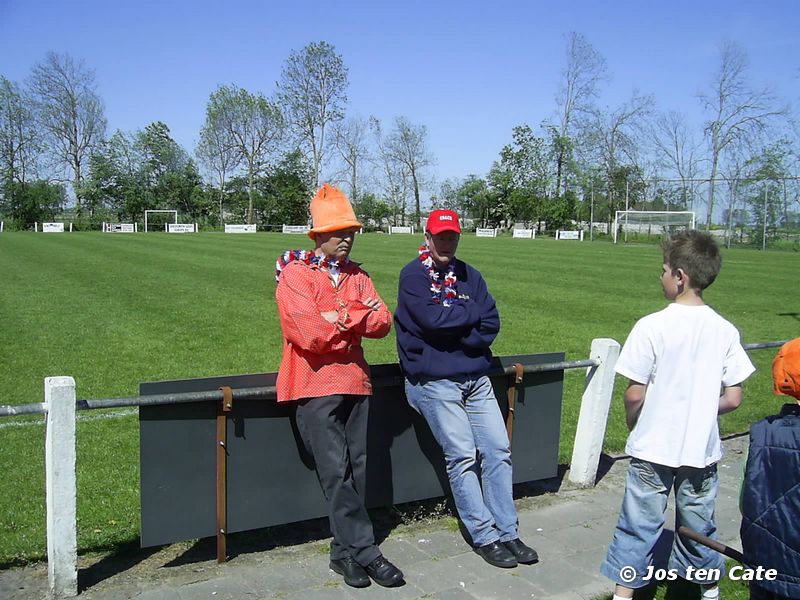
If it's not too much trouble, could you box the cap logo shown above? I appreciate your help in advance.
[439,215,453,221]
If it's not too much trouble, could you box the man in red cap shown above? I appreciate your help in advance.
[275,184,403,588]
[394,209,538,569]
[740,337,800,600]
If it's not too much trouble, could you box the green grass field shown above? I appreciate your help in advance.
[0,231,796,565]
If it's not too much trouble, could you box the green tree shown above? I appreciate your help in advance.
[197,103,240,225]
[355,192,391,230]
[278,41,348,188]
[205,85,285,223]
[3,180,65,227]
[743,142,792,248]
[260,150,312,226]
[494,124,553,228]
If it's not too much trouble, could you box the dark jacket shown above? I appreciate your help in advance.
[740,403,800,598]
[394,257,500,380]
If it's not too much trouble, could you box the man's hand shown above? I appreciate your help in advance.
[363,297,381,311]
[320,310,338,323]
[321,310,349,332]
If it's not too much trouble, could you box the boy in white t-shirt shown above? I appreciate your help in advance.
[600,230,756,600]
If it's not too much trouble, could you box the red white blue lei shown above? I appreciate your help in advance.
[419,243,457,306]
[275,250,349,283]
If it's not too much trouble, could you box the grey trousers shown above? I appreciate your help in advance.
[295,394,380,567]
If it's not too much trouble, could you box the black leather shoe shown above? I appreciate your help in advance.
[364,555,404,587]
[474,541,517,568]
[329,557,370,588]
[503,538,539,564]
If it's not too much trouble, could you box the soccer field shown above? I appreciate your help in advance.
[0,231,795,563]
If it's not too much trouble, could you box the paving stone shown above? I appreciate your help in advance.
[460,571,539,599]
[427,586,481,599]
[537,518,616,551]
[411,529,469,561]
[402,554,493,595]
[376,536,434,568]
[132,589,184,600]
[270,583,352,600]
[175,575,260,600]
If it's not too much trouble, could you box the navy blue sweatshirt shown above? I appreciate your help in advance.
[394,257,500,380]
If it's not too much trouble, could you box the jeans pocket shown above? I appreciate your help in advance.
[631,458,666,491]
[686,465,717,497]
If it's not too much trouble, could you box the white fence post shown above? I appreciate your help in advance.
[45,376,78,598]
[569,338,620,488]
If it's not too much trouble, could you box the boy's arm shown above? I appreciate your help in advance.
[624,380,647,431]
[718,384,743,415]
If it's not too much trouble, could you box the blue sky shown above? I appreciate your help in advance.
[1,0,797,186]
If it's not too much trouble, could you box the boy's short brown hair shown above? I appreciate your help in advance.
[662,230,721,290]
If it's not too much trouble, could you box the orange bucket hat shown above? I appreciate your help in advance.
[308,184,362,240]
[773,337,800,400]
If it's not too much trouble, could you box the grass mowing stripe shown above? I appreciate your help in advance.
[0,231,795,564]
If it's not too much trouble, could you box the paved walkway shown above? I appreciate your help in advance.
[0,435,749,600]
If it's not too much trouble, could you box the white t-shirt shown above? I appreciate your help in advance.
[614,303,756,468]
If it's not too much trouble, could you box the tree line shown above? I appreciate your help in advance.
[1,36,798,243]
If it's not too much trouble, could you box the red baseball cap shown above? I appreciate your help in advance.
[426,209,461,235]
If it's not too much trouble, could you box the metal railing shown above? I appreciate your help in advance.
[0,358,604,419]
[0,338,789,599]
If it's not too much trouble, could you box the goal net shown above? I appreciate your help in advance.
[144,210,178,232]
[613,211,695,244]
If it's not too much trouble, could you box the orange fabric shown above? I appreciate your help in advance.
[773,337,800,400]
[308,184,362,239]
[275,260,391,402]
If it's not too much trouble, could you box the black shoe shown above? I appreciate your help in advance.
[474,541,518,568]
[364,555,404,587]
[503,538,539,564]
[329,557,370,588]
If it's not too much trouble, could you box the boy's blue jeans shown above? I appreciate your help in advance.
[404,374,518,547]
[600,458,725,588]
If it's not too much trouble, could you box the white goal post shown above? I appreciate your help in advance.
[144,210,178,233]
[613,210,695,244]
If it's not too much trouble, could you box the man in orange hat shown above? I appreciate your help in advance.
[740,337,800,600]
[274,184,403,588]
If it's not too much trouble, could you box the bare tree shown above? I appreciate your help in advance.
[651,110,703,210]
[554,32,607,195]
[332,115,371,214]
[277,41,348,188]
[700,41,786,229]
[0,76,41,187]
[384,116,435,228]
[206,85,285,224]
[197,105,241,225]
[370,117,411,226]
[28,52,107,216]
[588,92,654,218]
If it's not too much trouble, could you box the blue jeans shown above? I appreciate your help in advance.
[600,458,724,588]
[404,374,518,547]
